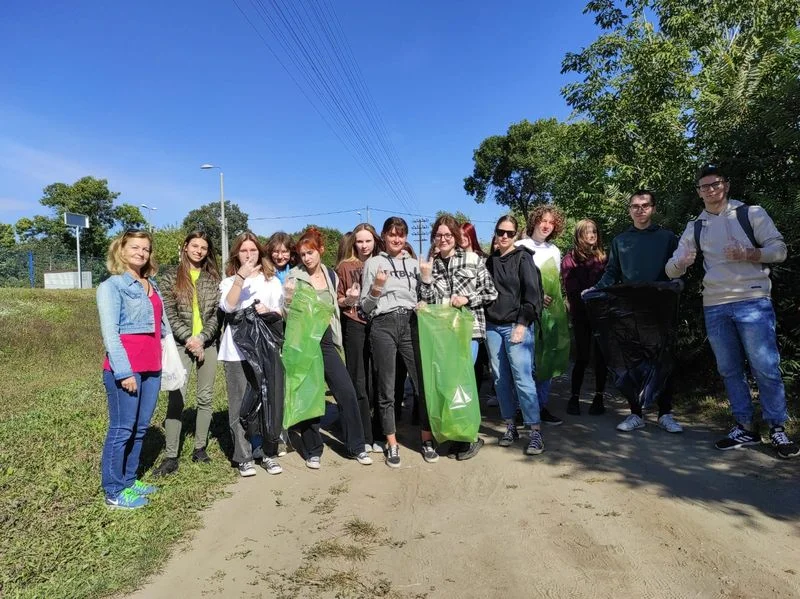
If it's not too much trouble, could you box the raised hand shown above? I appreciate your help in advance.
[345,282,361,306]
[237,257,262,279]
[374,268,389,290]
[283,278,296,303]
[419,258,433,283]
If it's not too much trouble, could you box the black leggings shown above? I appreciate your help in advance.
[571,316,607,397]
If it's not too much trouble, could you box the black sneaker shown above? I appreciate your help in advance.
[499,423,519,447]
[715,424,760,450]
[566,395,580,415]
[152,457,179,478]
[770,426,799,459]
[457,438,484,461]
[526,430,545,455]
[386,444,401,469]
[191,447,211,463]
[447,441,466,459]
[588,393,605,415]
[540,408,563,426]
[421,440,439,463]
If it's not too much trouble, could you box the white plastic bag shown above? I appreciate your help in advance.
[161,334,187,391]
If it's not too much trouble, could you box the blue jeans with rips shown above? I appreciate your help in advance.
[101,370,160,498]
[704,298,787,427]
[485,323,541,426]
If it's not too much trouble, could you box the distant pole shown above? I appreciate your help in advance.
[412,217,429,257]
[366,205,370,224]
[28,251,34,288]
[219,171,228,265]
[76,226,82,289]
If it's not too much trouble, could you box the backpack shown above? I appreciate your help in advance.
[693,204,761,270]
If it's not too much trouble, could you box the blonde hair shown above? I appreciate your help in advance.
[106,230,158,277]
[573,219,606,263]
[338,223,381,266]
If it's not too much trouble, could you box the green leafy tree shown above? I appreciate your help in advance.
[14,177,145,258]
[152,225,188,269]
[182,201,249,255]
[0,223,15,249]
[434,210,471,225]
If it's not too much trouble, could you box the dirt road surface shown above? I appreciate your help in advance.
[129,381,800,599]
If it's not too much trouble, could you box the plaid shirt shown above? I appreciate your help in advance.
[419,248,498,339]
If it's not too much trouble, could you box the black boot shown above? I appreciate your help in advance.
[566,395,580,415]
[152,457,179,477]
[588,393,605,415]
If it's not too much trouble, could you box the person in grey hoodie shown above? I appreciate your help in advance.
[666,164,798,459]
[361,216,438,468]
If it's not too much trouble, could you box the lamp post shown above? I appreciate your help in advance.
[200,164,227,264]
[140,204,157,231]
[356,210,362,225]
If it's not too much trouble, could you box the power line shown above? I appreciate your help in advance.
[250,207,364,220]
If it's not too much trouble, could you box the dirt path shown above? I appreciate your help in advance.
[129,380,800,599]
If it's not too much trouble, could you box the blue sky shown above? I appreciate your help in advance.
[0,0,601,245]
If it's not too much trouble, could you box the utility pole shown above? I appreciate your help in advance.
[412,217,429,258]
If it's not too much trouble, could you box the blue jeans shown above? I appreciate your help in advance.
[471,340,479,364]
[536,378,552,408]
[704,298,787,427]
[101,370,161,497]
[485,323,540,425]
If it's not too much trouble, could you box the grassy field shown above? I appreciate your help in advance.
[0,289,238,599]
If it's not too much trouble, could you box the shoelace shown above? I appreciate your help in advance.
[730,426,750,440]
[504,425,517,439]
[388,445,399,459]
[772,430,791,445]
[530,431,543,446]
[265,458,278,468]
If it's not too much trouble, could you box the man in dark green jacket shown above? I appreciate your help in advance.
[593,189,683,434]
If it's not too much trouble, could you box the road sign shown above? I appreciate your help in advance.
[64,212,90,228]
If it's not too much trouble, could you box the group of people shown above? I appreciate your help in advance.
[96,163,798,510]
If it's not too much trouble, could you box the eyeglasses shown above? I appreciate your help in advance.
[629,203,653,212]
[433,233,454,241]
[495,229,516,238]
[696,180,726,193]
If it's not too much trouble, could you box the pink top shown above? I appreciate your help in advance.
[103,292,163,374]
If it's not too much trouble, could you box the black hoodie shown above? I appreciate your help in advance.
[485,246,543,327]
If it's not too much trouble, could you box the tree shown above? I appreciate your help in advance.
[182,201,249,255]
[434,210,471,224]
[15,177,145,258]
[152,226,188,269]
[0,223,15,249]
[465,119,588,223]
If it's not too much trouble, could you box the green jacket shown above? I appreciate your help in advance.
[159,267,221,347]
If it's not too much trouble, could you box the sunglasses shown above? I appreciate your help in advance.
[495,229,516,238]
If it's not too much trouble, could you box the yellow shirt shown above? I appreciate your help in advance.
[190,269,203,336]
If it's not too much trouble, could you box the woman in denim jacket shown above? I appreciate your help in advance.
[97,230,171,509]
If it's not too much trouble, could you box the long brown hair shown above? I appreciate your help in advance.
[225,231,276,278]
[429,214,463,248]
[339,223,381,266]
[106,230,158,278]
[172,231,220,307]
[573,219,606,263]
[266,231,296,268]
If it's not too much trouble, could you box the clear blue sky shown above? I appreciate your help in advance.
[0,0,600,245]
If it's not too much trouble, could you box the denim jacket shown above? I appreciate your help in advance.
[97,272,172,380]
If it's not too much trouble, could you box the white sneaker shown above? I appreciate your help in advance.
[364,444,373,453]
[616,414,645,432]
[372,442,384,454]
[238,461,257,477]
[355,452,373,465]
[657,413,683,433]
[305,456,321,470]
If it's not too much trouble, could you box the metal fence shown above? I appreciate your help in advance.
[0,248,106,288]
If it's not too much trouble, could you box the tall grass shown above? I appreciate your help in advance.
[0,289,236,598]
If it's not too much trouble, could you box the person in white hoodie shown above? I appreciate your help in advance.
[666,164,797,459]
[515,205,567,426]
[361,216,438,468]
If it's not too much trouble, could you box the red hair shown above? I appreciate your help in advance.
[296,227,325,255]
[460,222,485,258]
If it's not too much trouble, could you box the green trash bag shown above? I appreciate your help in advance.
[417,304,481,444]
[282,283,335,429]
[535,257,571,381]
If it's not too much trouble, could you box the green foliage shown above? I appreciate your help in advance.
[151,225,188,268]
[434,210,471,225]
[15,177,144,260]
[0,224,15,248]
[182,201,249,255]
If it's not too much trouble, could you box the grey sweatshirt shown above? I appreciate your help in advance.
[360,251,420,317]
[665,200,787,306]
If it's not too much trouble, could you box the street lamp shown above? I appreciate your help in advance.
[140,204,157,231]
[200,163,228,265]
[356,210,362,224]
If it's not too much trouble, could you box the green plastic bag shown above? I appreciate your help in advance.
[535,257,570,381]
[282,283,334,429]
[417,304,481,444]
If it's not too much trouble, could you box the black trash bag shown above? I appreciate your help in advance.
[225,305,285,443]
[583,281,682,409]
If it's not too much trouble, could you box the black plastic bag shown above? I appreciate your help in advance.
[583,282,682,409]
[226,305,285,443]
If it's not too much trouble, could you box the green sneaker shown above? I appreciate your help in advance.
[106,488,148,509]
[129,480,158,496]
